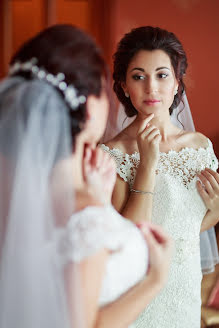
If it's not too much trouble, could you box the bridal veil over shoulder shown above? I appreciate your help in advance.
[167,93,219,274]
[103,93,219,274]
[0,77,82,327]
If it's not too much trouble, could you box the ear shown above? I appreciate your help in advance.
[121,81,128,94]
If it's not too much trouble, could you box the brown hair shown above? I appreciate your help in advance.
[113,26,188,117]
[10,24,110,138]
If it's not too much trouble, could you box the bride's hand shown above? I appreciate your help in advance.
[137,114,161,168]
[197,168,219,219]
[83,146,117,204]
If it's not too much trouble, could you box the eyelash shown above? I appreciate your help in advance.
[132,75,145,81]
[158,73,168,79]
[132,73,169,81]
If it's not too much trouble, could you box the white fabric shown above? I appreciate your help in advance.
[0,77,80,328]
[171,93,195,131]
[57,205,149,307]
[101,139,218,327]
[171,94,219,274]
[103,93,219,274]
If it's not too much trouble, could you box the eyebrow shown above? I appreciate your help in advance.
[156,67,170,71]
[130,66,170,72]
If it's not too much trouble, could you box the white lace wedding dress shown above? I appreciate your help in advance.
[101,138,218,328]
[57,204,148,324]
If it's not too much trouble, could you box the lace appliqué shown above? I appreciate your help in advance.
[56,205,124,263]
[101,139,218,189]
[55,205,149,308]
[100,144,139,186]
[100,140,218,328]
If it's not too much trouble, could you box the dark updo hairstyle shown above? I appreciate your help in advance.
[10,24,109,140]
[113,26,188,117]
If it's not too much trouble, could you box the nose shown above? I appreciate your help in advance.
[145,77,158,94]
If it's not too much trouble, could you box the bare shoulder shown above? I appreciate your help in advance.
[179,131,209,149]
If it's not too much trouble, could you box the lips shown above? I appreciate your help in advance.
[144,99,160,105]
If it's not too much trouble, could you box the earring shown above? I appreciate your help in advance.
[174,89,178,96]
[125,92,129,98]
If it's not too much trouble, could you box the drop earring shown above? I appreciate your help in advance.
[125,92,129,98]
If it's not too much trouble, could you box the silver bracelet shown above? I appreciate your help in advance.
[130,188,154,195]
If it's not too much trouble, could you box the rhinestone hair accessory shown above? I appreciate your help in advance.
[8,57,86,111]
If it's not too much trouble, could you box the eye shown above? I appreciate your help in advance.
[158,73,168,79]
[132,74,145,81]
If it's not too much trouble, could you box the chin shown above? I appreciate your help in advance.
[140,108,158,116]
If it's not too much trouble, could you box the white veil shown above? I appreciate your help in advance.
[0,77,81,327]
[104,93,219,274]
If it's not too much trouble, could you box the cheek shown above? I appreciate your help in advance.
[161,83,176,109]
[128,93,139,110]
[103,97,109,118]
[128,84,142,103]
[162,81,176,97]
[98,98,109,128]
[164,78,175,89]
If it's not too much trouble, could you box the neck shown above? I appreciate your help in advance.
[131,111,178,141]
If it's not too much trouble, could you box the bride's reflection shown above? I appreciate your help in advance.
[101,26,219,327]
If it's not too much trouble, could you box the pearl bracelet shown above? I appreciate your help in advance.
[130,188,154,195]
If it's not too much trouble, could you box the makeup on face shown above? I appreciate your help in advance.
[124,50,178,113]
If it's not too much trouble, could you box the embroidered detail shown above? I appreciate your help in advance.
[100,139,218,189]
[100,139,218,328]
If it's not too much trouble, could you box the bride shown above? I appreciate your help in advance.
[0,24,173,328]
[101,26,219,328]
